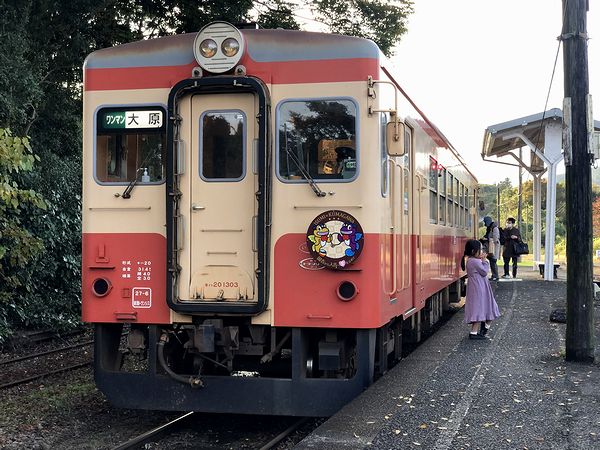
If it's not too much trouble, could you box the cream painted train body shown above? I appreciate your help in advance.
[82,22,477,416]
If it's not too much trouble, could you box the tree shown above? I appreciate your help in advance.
[0,1,131,339]
[0,0,414,339]
[311,0,414,56]
[0,129,46,338]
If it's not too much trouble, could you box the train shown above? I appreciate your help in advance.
[82,22,478,416]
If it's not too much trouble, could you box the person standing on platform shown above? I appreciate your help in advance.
[501,217,521,278]
[482,216,500,281]
[461,239,501,339]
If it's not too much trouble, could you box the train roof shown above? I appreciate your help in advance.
[84,29,381,70]
[84,27,475,182]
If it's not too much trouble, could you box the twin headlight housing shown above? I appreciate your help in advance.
[193,22,245,74]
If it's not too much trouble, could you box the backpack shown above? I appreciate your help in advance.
[499,227,505,245]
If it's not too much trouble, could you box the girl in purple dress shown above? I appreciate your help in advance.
[461,239,501,340]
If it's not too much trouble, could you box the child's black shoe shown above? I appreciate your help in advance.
[469,333,488,340]
[480,322,489,336]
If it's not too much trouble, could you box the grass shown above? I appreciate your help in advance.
[0,378,98,430]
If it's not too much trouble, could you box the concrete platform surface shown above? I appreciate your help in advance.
[297,277,600,449]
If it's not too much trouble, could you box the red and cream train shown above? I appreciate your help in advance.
[82,22,477,416]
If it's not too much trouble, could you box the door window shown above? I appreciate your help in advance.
[200,110,246,181]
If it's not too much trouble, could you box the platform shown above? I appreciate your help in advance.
[298,272,600,449]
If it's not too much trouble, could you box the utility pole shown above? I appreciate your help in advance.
[563,0,595,362]
[497,184,500,225]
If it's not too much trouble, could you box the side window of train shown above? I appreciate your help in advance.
[455,178,460,228]
[466,187,471,229]
[95,106,166,184]
[403,127,412,169]
[200,110,245,181]
[277,98,358,182]
[458,183,465,228]
[381,112,389,196]
[403,127,412,215]
[429,156,438,223]
[438,167,446,225]
[447,173,454,227]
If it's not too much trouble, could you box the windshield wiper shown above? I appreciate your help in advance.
[284,128,326,198]
[121,168,145,199]
[121,141,161,199]
[285,147,326,197]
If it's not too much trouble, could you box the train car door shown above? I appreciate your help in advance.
[187,93,257,304]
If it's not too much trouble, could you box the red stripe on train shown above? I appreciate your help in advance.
[84,57,379,91]
[81,232,468,327]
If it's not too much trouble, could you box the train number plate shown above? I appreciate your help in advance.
[132,287,152,308]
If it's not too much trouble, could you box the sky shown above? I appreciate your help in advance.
[392,0,600,185]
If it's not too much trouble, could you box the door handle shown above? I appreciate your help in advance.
[191,204,205,211]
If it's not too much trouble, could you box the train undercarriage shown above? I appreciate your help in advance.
[94,281,463,416]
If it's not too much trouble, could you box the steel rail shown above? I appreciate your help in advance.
[24,329,85,344]
[0,340,93,366]
[259,418,310,450]
[0,361,92,390]
[111,412,196,450]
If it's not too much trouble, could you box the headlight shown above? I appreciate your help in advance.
[193,22,245,74]
[221,38,240,57]
[199,39,217,58]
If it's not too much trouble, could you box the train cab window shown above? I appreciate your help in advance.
[200,110,245,181]
[277,99,358,182]
[95,107,166,184]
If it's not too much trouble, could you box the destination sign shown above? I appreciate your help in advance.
[101,110,164,129]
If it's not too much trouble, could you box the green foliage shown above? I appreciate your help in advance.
[0,129,46,339]
[477,178,599,260]
[255,0,301,30]
[0,0,414,342]
[18,152,82,332]
[311,0,414,56]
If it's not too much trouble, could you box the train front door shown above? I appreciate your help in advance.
[187,93,258,304]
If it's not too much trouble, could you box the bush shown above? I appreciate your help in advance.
[17,151,82,333]
[0,129,46,341]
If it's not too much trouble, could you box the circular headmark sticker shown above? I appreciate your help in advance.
[306,210,364,269]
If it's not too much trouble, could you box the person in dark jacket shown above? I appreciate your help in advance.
[501,217,521,278]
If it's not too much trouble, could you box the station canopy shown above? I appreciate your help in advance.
[482,108,600,173]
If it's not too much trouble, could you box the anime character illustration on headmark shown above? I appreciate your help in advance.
[306,210,364,269]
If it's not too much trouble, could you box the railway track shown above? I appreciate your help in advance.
[0,361,92,390]
[0,340,94,390]
[0,340,93,366]
[6,328,87,348]
[111,413,310,450]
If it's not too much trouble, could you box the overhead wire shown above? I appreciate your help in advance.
[532,0,569,151]
[492,1,571,231]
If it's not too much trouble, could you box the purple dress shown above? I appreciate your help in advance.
[464,257,500,323]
